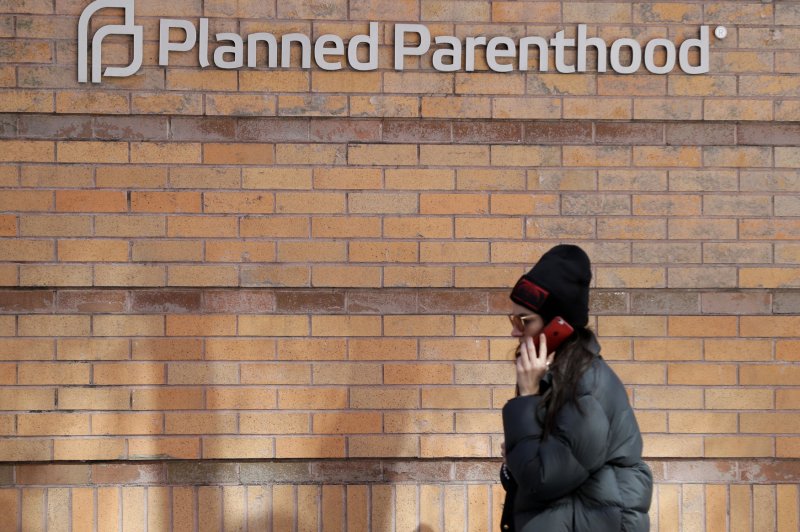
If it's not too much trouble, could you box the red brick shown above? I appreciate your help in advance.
[131,241,202,262]
[0,239,53,261]
[132,388,203,410]
[205,338,276,360]
[241,265,309,287]
[242,168,311,190]
[203,143,274,165]
[166,413,237,434]
[168,265,238,287]
[19,362,90,384]
[381,170,453,193]
[57,142,128,164]
[203,289,276,314]
[350,387,418,409]
[95,216,165,237]
[240,363,311,385]
[58,387,130,410]
[241,216,309,238]
[383,121,451,143]
[350,95,418,117]
[167,167,236,189]
[0,141,54,162]
[129,438,199,459]
[420,193,488,215]
[0,190,52,212]
[275,436,345,458]
[132,338,202,361]
[0,338,53,361]
[58,240,129,262]
[0,215,16,236]
[168,362,240,385]
[56,190,128,212]
[92,413,163,435]
[131,192,201,213]
[166,315,237,336]
[166,216,236,238]
[18,413,89,435]
[0,388,55,410]
[94,363,165,385]
[207,387,277,410]
[0,439,51,461]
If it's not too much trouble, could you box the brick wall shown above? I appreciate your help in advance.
[1,0,800,530]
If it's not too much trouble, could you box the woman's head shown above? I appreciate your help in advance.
[509,244,592,330]
[508,245,597,439]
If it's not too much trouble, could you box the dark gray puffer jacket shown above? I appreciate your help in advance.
[501,343,652,531]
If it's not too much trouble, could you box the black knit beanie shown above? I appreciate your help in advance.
[509,244,592,328]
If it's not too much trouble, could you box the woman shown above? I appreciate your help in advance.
[500,244,652,531]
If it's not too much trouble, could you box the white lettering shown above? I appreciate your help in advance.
[519,36,548,71]
[349,22,379,71]
[610,38,641,74]
[433,36,461,72]
[465,36,486,72]
[159,19,196,66]
[679,25,709,75]
[198,18,210,67]
[394,24,431,70]
[577,24,607,73]
[214,33,243,69]
[247,33,278,68]
[550,30,575,73]
[282,33,312,69]
[644,38,676,74]
[315,35,345,70]
[486,37,515,73]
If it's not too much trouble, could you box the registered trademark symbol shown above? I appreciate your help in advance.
[715,26,727,39]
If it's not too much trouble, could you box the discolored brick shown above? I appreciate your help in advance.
[0,289,54,312]
[93,116,168,141]
[91,464,166,485]
[18,115,92,139]
[130,290,202,313]
[596,123,664,145]
[239,462,313,483]
[166,462,239,484]
[347,290,418,313]
[310,119,381,142]
[630,291,700,315]
[738,123,800,146]
[57,290,127,313]
[453,122,521,143]
[702,292,772,315]
[383,120,451,143]
[665,123,735,146]
[238,117,309,142]
[170,117,236,141]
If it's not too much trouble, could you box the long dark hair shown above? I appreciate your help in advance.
[515,327,597,440]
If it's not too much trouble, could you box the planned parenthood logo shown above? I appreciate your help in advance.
[78,0,143,83]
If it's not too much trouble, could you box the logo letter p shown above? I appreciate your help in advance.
[78,0,143,83]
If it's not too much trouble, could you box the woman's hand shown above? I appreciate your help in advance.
[516,333,554,396]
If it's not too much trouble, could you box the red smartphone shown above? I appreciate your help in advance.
[533,317,574,354]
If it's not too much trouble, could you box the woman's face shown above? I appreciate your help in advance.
[509,303,544,341]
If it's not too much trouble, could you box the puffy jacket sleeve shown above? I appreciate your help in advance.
[502,392,610,502]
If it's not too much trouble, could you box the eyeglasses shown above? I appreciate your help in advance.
[508,313,538,332]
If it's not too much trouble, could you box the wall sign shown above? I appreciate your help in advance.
[78,0,724,83]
